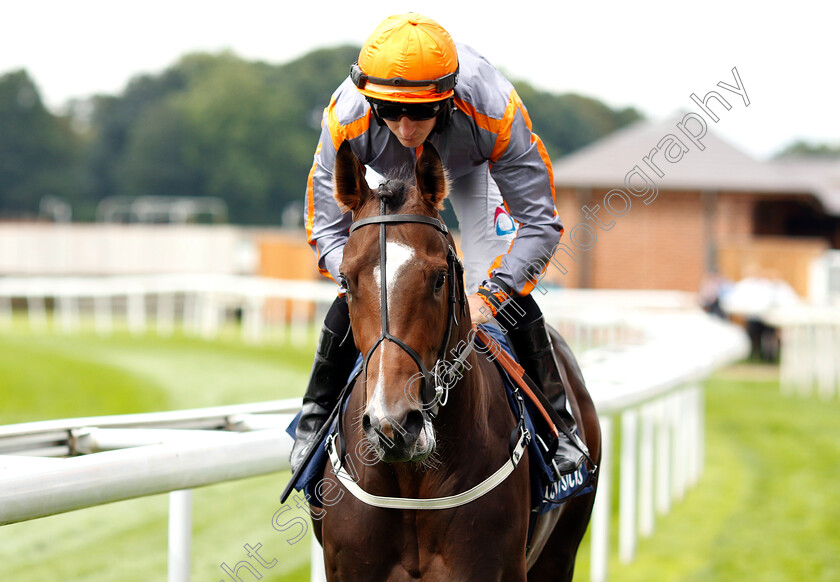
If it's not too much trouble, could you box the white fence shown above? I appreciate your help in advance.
[0,224,256,276]
[0,278,749,581]
[768,305,840,400]
[0,273,335,343]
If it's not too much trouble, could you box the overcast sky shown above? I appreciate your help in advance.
[3,0,837,160]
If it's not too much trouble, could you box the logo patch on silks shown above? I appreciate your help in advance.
[494,206,516,236]
[544,463,591,504]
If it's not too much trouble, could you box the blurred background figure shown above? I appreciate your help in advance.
[721,264,800,361]
[699,271,733,319]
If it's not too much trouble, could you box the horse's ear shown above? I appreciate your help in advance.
[334,140,369,213]
[415,142,448,210]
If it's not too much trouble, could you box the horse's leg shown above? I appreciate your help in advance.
[526,487,598,581]
[528,327,602,581]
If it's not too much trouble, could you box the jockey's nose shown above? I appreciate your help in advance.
[362,408,425,461]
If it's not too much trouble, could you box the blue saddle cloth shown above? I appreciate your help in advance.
[286,325,592,513]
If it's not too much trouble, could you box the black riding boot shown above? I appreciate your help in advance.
[506,316,587,476]
[289,324,358,474]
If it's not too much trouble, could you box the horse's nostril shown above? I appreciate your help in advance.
[362,414,372,432]
[403,410,425,438]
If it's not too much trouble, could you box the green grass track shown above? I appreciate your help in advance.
[1,321,838,581]
[1,321,314,582]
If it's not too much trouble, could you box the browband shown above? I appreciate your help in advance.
[350,214,448,235]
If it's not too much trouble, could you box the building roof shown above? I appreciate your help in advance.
[768,157,840,214]
[552,115,840,215]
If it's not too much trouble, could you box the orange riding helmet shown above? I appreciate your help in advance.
[351,13,459,104]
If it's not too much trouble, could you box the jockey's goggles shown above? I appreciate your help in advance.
[351,63,459,96]
[367,98,446,122]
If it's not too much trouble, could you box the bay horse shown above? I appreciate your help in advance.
[311,140,601,581]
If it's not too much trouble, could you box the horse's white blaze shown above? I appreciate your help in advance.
[371,241,414,313]
[369,361,386,422]
[368,241,415,427]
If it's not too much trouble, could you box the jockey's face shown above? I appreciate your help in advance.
[383,116,438,149]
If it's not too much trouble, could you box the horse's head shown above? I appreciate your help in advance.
[335,140,462,464]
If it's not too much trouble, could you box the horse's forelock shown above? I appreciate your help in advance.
[375,162,443,214]
[376,179,409,212]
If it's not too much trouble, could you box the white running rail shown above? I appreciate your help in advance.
[0,280,748,581]
[768,305,840,401]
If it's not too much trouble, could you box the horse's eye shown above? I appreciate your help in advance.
[339,274,350,294]
[434,272,447,292]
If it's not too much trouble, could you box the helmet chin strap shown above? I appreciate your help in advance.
[370,103,386,127]
[433,98,454,132]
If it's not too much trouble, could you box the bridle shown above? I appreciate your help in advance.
[325,198,531,510]
[348,198,467,418]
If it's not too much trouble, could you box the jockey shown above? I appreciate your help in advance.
[292,13,585,476]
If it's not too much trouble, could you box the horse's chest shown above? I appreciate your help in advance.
[323,509,522,581]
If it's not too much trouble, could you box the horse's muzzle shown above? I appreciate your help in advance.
[362,408,435,463]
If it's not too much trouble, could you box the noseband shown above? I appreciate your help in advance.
[349,199,467,418]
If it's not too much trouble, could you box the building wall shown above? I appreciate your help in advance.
[548,187,712,291]
[593,189,707,291]
[716,192,756,243]
[549,187,584,289]
[542,187,832,293]
[717,236,828,297]
[258,231,319,280]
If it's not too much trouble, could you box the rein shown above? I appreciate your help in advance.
[326,200,531,510]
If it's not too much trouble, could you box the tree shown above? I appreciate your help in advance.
[775,139,840,158]
[513,80,642,159]
[99,47,360,224]
[0,70,84,218]
[116,98,201,199]
[86,66,188,207]
[74,45,641,225]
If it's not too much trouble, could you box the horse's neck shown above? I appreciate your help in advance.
[436,346,493,432]
[390,342,508,491]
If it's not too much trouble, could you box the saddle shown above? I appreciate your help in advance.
[473,325,593,513]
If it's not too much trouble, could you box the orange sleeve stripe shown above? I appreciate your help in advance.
[455,89,527,163]
[305,143,338,283]
[487,235,516,279]
[520,279,537,296]
[327,98,371,150]
[453,97,501,135]
[533,133,558,212]
[517,98,534,129]
[320,267,337,282]
[489,93,520,162]
[305,143,322,247]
